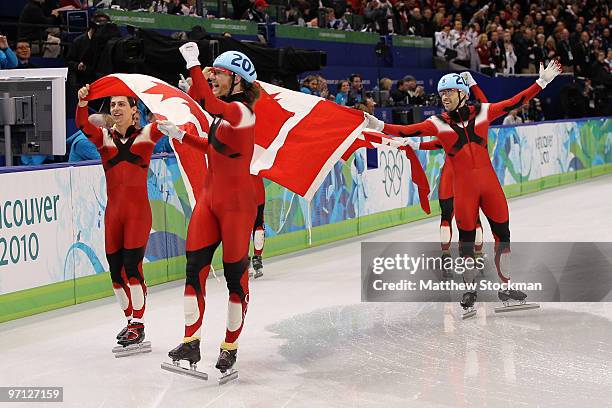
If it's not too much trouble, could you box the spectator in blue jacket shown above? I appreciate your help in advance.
[335,80,350,105]
[0,35,18,69]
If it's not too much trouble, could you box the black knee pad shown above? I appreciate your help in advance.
[185,242,219,289]
[439,197,454,223]
[223,257,249,298]
[487,217,510,242]
[458,228,476,257]
[106,250,124,284]
[253,204,265,230]
[123,247,146,281]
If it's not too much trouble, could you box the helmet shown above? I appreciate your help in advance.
[437,73,470,97]
[213,51,257,83]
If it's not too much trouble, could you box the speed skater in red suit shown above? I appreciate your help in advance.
[160,42,260,376]
[76,86,166,347]
[417,72,489,255]
[365,60,563,308]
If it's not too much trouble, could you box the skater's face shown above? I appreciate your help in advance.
[210,67,241,97]
[439,89,463,111]
[110,96,137,128]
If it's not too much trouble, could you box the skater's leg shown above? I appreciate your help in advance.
[480,177,511,282]
[439,197,454,251]
[123,207,152,323]
[219,208,255,347]
[438,163,454,251]
[105,209,132,320]
[252,204,265,257]
[184,200,221,340]
[475,217,484,253]
[251,203,265,278]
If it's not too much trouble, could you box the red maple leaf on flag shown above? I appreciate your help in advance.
[254,88,295,149]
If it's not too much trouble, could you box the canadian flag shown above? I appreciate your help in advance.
[84,74,430,213]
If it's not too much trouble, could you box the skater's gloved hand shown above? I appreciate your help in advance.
[364,112,384,132]
[179,42,200,69]
[156,120,185,142]
[536,60,562,89]
[178,74,191,93]
[460,71,477,87]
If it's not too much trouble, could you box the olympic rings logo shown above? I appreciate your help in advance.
[380,150,404,197]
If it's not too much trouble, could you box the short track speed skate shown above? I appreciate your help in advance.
[216,348,238,385]
[161,339,208,380]
[249,255,264,279]
[112,322,151,358]
[494,289,540,313]
[460,291,477,319]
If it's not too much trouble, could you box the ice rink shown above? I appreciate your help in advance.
[2,175,612,408]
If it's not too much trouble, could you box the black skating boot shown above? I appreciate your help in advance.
[116,320,131,340]
[498,289,527,303]
[252,255,264,279]
[460,291,477,319]
[215,348,237,373]
[117,322,145,346]
[168,339,201,365]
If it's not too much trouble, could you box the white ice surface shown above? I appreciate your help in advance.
[2,175,612,408]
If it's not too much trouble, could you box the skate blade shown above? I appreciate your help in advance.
[161,362,208,380]
[112,341,151,357]
[494,303,540,313]
[253,270,264,279]
[218,369,238,385]
[462,309,476,320]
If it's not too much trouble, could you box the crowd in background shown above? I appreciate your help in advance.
[1,0,610,165]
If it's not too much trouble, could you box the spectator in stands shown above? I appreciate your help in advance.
[605,49,612,72]
[403,75,425,105]
[489,30,505,72]
[0,35,18,69]
[452,30,472,68]
[317,75,330,99]
[420,8,435,38]
[513,27,534,74]
[167,0,182,15]
[573,31,592,77]
[476,33,492,74]
[557,29,574,72]
[243,0,271,24]
[544,36,558,67]
[300,75,319,95]
[347,73,366,106]
[364,0,392,35]
[335,80,350,106]
[435,24,453,59]
[502,109,523,125]
[503,31,517,74]
[14,40,38,68]
[66,12,111,91]
[327,8,352,31]
[390,78,410,105]
[532,33,548,71]
[18,0,61,54]
[591,50,612,88]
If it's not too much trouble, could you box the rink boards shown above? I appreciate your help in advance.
[0,117,611,322]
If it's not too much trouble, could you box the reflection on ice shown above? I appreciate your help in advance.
[268,303,612,407]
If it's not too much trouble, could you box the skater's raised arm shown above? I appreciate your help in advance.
[75,85,104,148]
[460,71,489,103]
[419,139,444,150]
[488,60,562,122]
[180,43,252,128]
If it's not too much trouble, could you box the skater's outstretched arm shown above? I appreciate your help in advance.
[156,120,209,153]
[180,43,251,129]
[488,60,562,122]
[75,85,103,148]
